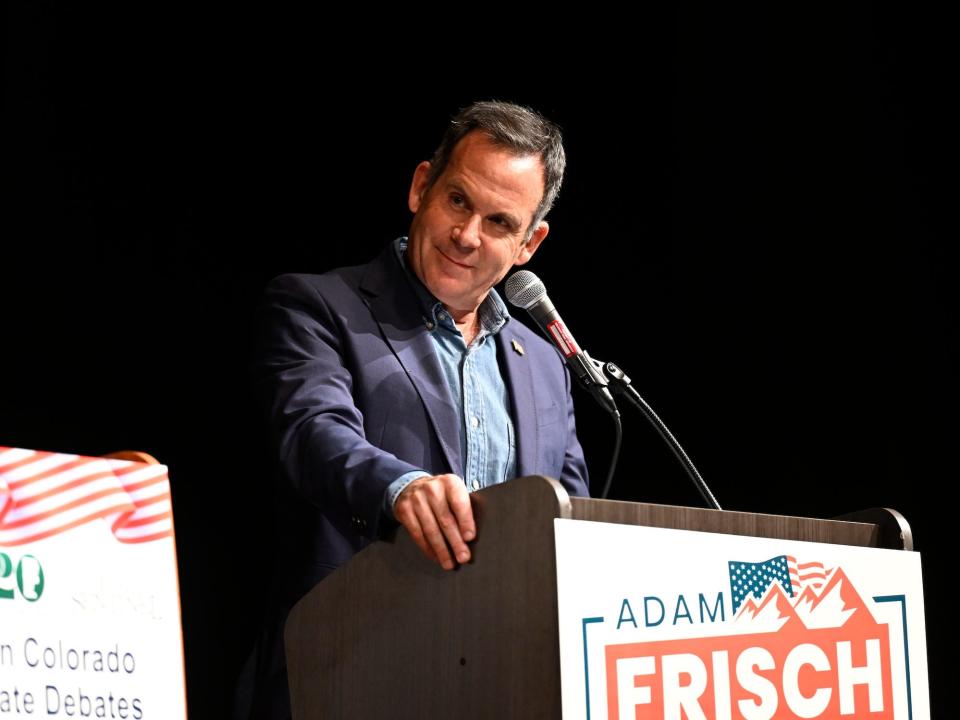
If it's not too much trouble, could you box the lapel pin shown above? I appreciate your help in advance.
[511,338,525,356]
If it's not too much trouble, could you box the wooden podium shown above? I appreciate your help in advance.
[284,476,915,719]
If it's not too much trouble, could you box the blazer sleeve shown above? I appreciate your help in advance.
[252,273,425,538]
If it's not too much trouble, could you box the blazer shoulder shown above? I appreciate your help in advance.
[262,263,371,308]
[266,264,366,294]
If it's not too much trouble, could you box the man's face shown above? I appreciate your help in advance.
[406,131,550,316]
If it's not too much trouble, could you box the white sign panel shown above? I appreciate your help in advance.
[1,447,187,719]
[555,518,929,720]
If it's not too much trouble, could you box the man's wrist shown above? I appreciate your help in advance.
[384,471,431,517]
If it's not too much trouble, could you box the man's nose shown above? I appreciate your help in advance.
[452,214,483,248]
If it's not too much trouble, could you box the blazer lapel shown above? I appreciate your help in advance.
[497,330,539,478]
[359,245,463,478]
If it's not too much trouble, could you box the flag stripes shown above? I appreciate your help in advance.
[0,446,174,546]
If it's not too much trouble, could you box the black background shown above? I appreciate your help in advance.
[4,5,953,717]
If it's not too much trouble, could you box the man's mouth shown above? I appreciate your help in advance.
[437,248,473,269]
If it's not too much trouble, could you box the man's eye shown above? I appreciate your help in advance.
[450,194,465,206]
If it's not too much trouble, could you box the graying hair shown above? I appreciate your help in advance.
[426,100,566,239]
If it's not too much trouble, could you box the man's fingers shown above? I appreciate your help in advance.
[394,474,476,570]
[394,502,439,566]
[396,483,456,569]
[428,491,470,566]
[414,492,458,569]
[444,478,476,542]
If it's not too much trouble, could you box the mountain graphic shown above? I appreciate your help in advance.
[738,596,760,617]
[734,583,798,632]
[736,567,877,630]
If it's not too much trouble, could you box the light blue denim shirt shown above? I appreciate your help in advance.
[384,237,517,514]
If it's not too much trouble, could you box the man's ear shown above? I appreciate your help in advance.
[408,161,432,213]
[516,221,549,265]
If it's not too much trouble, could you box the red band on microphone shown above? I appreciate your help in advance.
[547,319,580,357]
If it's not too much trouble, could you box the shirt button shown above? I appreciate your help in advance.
[471,480,481,491]
[470,416,480,428]
[425,320,435,330]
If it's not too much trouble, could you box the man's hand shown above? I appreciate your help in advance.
[393,474,476,570]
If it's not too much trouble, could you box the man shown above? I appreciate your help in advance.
[239,101,589,719]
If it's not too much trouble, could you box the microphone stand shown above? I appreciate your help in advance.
[587,357,722,510]
[572,349,624,503]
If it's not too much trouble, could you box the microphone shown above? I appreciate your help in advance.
[504,270,618,416]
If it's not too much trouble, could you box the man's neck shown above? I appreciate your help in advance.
[450,309,481,347]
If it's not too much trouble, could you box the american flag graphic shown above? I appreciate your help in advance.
[0,446,174,546]
[729,554,832,613]
[786,554,831,594]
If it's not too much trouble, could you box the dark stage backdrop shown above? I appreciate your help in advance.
[4,6,953,717]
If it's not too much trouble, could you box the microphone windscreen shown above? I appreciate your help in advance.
[504,270,546,310]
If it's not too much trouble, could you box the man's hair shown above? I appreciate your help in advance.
[426,100,566,239]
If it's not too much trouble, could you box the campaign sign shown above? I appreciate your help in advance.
[0,447,187,719]
[555,518,929,720]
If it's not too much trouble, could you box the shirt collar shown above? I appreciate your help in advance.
[393,236,511,337]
